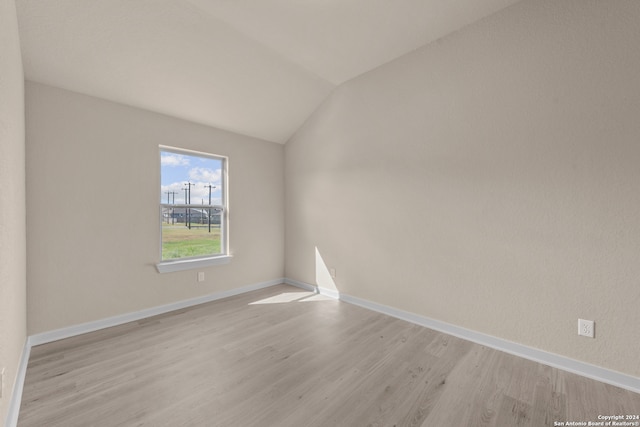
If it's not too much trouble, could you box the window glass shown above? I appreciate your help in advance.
[160,148,226,261]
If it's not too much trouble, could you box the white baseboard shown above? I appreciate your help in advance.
[29,278,284,346]
[5,339,31,427]
[284,278,340,298]
[8,278,286,427]
[285,278,640,395]
[283,277,316,292]
[9,275,638,427]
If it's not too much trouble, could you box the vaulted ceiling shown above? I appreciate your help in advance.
[16,0,521,143]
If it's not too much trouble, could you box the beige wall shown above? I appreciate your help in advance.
[0,0,26,421]
[285,0,640,377]
[26,82,284,335]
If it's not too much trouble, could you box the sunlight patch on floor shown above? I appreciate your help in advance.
[249,291,315,305]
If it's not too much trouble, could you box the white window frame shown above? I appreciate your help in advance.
[156,146,231,273]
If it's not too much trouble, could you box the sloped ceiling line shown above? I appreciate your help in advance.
[16,0,521,143]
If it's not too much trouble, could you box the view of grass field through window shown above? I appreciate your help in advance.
[161,223,221,260]
[160,148,225,260]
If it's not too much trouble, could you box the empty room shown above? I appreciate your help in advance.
[2,0,640,426]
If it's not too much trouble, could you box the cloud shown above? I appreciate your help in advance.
[160,182,187,203]
[189,183,222,205]
[188,167,221,184]
[161,153,190,167]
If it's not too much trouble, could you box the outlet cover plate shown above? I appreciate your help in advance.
[578,319,595,338]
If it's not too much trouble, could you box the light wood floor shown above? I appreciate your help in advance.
[18,284,640,426]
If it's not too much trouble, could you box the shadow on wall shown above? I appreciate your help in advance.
[315,246,339,298]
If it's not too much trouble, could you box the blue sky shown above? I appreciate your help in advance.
[161,151,223,205]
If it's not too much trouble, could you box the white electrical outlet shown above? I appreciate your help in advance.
[578,319,595,338]
[197,272,205,282]
[330,268,336,278]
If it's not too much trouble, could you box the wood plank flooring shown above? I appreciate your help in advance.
[18,284,640,426]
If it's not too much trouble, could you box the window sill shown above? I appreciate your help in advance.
[156,255,232,273]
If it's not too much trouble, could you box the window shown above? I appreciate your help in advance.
[156,146,230,273]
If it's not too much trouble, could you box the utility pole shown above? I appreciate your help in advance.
[184,182,194,229]
[182,187,188,227]
[204,184,216,232]
[164,191,170,224]
[165,191,177,224]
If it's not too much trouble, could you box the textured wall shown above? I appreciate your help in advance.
[0,0,26,422]
[26,82,284,334]
[285,0,640,376]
